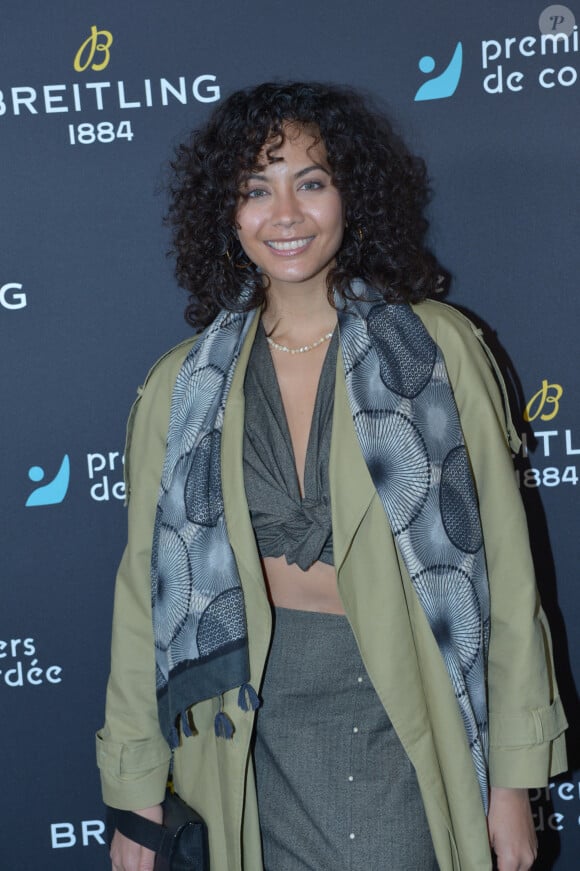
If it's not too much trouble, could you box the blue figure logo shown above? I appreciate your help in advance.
[414,42,463,101]
[26,455,70,507]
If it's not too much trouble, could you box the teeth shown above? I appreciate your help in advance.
[267,238,311,251]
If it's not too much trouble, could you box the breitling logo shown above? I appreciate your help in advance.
[73,26,114,72]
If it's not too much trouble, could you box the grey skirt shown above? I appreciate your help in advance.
[253,607,438,871]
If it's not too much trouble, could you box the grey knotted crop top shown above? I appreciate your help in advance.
[242,324,337,571]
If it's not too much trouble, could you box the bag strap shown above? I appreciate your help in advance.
[108,807,174,857]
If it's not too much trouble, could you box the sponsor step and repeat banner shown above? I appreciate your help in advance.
[1,2,578,868]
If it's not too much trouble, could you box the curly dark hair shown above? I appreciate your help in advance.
[166,81,442,329]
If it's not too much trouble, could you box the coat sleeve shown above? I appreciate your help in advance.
[96,339,194,810]
[417,301,568,789]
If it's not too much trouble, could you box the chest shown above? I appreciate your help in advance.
[269,347,329,497]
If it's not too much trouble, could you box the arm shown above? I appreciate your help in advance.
[96,340,194,812]
[417,302,567,868]
[433,306,567,784]
[487,786,537,871]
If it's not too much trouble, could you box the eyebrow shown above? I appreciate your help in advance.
[245,163,331,182]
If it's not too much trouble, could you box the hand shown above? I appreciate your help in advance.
[487,787,538,871]
[110,804,163,871]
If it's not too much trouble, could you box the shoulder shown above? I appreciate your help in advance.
[123,336,198,499]
[138,335,199,401]
[411,298,485,353]
[412,299,521,452]
[412,298,501,385]
[130,335,200,424]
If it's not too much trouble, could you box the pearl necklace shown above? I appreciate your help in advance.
[265,330,334,355]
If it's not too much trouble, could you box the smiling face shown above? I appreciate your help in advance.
[235,125,345,299]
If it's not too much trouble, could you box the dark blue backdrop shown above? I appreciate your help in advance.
[1,2,578,867]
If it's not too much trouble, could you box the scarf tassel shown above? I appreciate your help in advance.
[238,682,261,712]
[181,708,199,738]
[169,724,180,751]
[214,696,235,739]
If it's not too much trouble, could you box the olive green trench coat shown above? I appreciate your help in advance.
[97,299,567,871]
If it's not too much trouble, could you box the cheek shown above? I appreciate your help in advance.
[236,205,262,239]
[235,219,264,264]
[326,207,346,243]
[234,218,253,249]
[237,228,258,255]
[319,196,345,235]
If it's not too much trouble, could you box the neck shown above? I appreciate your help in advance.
[262,281,337,341]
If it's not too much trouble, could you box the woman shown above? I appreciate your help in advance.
[98,82,567,871]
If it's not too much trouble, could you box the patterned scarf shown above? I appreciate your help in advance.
[151,281,490,810]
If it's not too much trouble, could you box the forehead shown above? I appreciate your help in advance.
[258,122,328,166]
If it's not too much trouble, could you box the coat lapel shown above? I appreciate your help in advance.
[220,312,266,596]
[330,350,377,575]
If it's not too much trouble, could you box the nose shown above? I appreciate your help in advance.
[271,189,304,228]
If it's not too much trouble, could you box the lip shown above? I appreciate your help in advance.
[264,236,314,255]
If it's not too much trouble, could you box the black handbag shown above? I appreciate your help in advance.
[108,788,210,871]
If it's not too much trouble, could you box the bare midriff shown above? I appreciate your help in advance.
[262,556,345,614]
